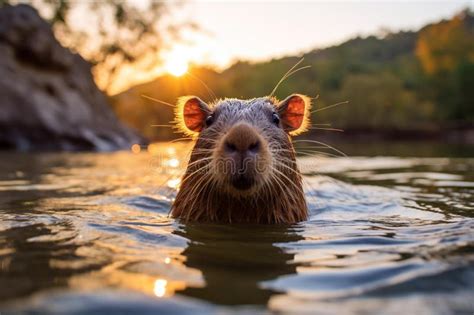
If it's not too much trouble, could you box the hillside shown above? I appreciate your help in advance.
[111,10,474,141]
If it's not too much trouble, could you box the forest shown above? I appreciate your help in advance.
[111,9,474,141]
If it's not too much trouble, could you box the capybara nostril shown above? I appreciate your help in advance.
[225,141,237,153]
[248,141,259,153]
[225,139,260,155]
[223,123,261,155]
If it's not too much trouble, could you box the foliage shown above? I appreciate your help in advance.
[111,9,471,141]
[416,9,474,121]
[0,0,187,91]
[0,1,462,140]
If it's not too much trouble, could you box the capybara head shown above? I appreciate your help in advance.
[171,94,311,224]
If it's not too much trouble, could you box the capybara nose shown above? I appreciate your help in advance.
[221,123,262,190]
[223,123,261,156]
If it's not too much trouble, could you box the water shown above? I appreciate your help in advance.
[0,142,473,314]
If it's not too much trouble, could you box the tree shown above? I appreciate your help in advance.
[416,9,474,120]
[0,0,193,93]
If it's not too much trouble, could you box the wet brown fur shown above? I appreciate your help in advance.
[171,96,309,224]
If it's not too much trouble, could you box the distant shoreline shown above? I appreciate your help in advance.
[141,126,474,144]
[305,126,474,145]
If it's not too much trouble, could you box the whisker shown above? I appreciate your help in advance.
[181,173,212,221]
[281,65,312,83]
[271,158,319,200]
[141,94,175,108]
[297,151,341,158]
[292,139,347,157]
[179,161,212,184]
[269,57,305,97]
[185,72,217,100]
[310,101,349,114]
[307,127,344,132]
[281,150,341,158]
[184,156,213,169]
[168,137,193,143]
[271,167,304,196]
[269,174,298,207]
[270,65,312,97]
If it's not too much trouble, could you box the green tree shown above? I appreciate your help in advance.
[416,9,474,120]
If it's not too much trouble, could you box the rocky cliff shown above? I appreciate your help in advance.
[0,4,144,151]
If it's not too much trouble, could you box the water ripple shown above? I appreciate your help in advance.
[0,149,473,314]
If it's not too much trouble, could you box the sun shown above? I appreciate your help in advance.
[164,53,189,77]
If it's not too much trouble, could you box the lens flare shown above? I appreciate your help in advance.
[164,56,188,77]
[131,144,141,154]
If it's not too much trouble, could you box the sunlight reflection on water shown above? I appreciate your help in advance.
[153,279,167,297]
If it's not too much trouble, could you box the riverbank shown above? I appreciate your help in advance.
[299,126,474,157]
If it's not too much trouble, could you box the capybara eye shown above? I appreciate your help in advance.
[272,113,280,125]
[205,114,214,127]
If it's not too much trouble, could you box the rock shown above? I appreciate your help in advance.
[0,4,145,151]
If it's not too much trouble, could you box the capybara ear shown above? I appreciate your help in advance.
[175,96,210,137]
[277,94,311,136]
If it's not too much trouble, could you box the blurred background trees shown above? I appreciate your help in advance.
[0,0,192,92]
[112,9,473,140]
[0,1,472,142]
[416,9,474,121]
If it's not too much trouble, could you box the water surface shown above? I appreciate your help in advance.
[0,142,473,314]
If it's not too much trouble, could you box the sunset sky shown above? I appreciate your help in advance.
[110,0,473,93]
[176,0,471,67]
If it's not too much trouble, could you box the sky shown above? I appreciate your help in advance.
[171,0,472,68]
[105,0,473,93]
